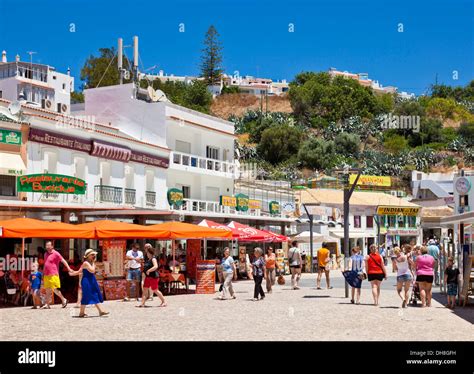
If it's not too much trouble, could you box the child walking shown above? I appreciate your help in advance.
[444,256,460,309]
[69,249,109,318]
[28,262,43,309]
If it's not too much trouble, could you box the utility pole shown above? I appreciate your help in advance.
[341,167,361,298]
[302,204,314,273]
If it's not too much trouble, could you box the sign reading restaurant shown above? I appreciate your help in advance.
[349,174,391,187]
[376,206,421,216]
[28,128,169,168]
[17,174,86,194]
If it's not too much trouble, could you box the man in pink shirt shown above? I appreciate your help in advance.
[42,240,73,309]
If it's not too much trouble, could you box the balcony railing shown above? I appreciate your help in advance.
[146,191,156,207]
[173,198,285,218]
[170,152,236,177]
[94,185,123,204]
[125,188,136,205]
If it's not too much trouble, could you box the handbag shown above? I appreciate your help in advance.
[277,275,285,285]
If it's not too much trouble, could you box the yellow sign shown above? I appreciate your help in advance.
[249,199,262,210]
[376,206,421,216]
[350,174,391,187]
[220,195,237,207]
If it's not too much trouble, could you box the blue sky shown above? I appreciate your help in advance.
[0,0,472,95]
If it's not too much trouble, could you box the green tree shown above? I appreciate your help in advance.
[70,91,84,104]
[334,132,360,157]
[289,72,382,128]
[298,137,336,170]
[383,133,408,154]
[458,122,474,146]
[257,125,302,165]
[200,25,223,85]
[408,118,443,147]
[80,47,131,89]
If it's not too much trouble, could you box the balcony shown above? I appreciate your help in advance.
[173,198,285,218]
[146,191,156,207]
[94,185,123,204]
[125,188,136,205]
[170,151,236,178]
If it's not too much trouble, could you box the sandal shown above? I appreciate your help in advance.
[62,299,68,308]
[159,303,168,307]
[135,305,145,308]
[99,311,110,316]
[78,314,88,318]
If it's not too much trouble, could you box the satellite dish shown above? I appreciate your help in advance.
[0,106,18,121]
[147,86,169,102]
[8,101,21,115]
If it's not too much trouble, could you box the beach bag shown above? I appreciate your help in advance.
[277,274,285,285]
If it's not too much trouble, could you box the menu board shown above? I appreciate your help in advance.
[101,240,127,277]
[186,239,201,280]
[103,279,128,300]
[276,248,286,274]
[196,260,216,294]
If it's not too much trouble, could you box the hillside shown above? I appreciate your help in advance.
[210,93,292,120]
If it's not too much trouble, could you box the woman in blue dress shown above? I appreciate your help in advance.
[69,249,109,318]
[342,246,366,304]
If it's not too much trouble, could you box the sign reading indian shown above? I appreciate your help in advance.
[349,174,391,187]
[376,206,421,216]
[17,174,86,194]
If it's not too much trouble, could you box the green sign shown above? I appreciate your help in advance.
[17,174,86,194]
[0,129,21,145]
[269,201,280,215]
[167,188,184,206]
[235,193,249,212]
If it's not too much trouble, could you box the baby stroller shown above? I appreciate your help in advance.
[410,279,421,305]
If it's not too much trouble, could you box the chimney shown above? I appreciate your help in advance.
[67,67,71,76]
[15,54,20,62]
[1,50,6,63]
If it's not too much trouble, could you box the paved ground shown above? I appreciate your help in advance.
[0,271,472,341]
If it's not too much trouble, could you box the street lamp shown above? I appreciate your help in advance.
[335,166,362,298]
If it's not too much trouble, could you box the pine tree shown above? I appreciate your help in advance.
[200,25,223,85]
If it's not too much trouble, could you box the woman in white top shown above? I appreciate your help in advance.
[395,246,412,308]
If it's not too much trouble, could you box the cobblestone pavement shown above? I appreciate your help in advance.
[0,273,472,341]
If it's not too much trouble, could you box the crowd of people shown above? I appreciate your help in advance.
[2,237,461,313]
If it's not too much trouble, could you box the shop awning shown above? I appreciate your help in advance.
[263,230,289,242]
[0,218,95,238]
[78,220,168,239]
[292,231,336,243]
[329,229,374,239]
[227,221,274,242]
[0,152,26,175]
[149,221,233,240]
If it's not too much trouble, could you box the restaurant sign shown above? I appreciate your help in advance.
[386,228,419,236]
[350,174,391,187]
[167,188,184,206]
[235,193,249,212]
[249,199,262,210]
[269,201,280,214]
[376,206,421,216]
[0,129,21,145]
[28,128,169,168]
[17,174,86,194]
[220,195,237,207]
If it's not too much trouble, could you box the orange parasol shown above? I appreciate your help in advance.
[77,220,167,239]
[0,218,95,239]
[148,221,233,240]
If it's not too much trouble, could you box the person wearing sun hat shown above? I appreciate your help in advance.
[69,249,109,318]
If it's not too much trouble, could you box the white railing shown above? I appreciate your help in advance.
[173,198,285,218]
[170,151,236,177]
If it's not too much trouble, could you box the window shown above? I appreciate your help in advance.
[366,216,374,228]
[125,165,134,189]
[99,161,111,185]
[354,215,361,228]
[388,215,396,228]
[408,216,417,228]
[182,186,190,199]
[206,146,219,160]
[0,175,16,196]
[0,90,2,98]
[145,169,154,192]
[73,156,86,180]
[62,83,66,90]
[42,150,58,173]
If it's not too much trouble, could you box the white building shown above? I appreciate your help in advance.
[0,51,74,114]
[298,188,422,255]
[222,74,289,96]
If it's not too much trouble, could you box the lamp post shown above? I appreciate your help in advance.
[339,167,362,298]
[302,204,314,273]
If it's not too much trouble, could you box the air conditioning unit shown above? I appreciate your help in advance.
[41,99,52,109]
[57,103,68,113]
[390,190,397,197]
[397,191,404,197]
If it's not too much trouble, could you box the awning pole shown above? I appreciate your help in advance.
[21,237,25,281]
